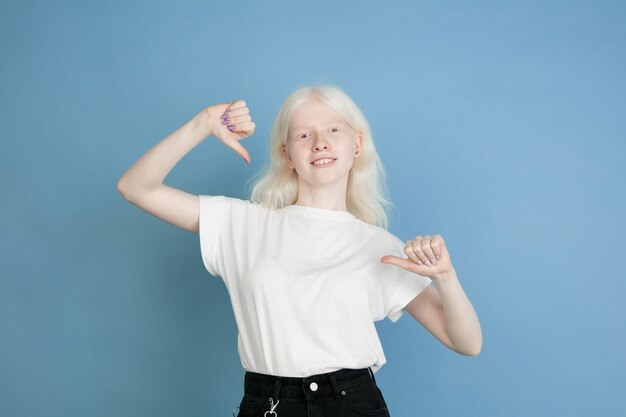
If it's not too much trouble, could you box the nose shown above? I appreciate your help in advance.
[312,132,330,151]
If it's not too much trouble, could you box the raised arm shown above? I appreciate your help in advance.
[117,100,255,233]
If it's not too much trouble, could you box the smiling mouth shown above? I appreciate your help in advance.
[311,158,337,166]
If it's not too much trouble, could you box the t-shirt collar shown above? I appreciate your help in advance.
[282,204,357,220]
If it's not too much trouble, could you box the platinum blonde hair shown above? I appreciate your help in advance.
[246,84,394,229]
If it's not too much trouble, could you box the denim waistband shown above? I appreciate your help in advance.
[243,367,377,401]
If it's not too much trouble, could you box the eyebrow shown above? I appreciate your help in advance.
[291,119,346,134]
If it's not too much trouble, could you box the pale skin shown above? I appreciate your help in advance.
[381,237,482,356]
[283,98,481,356]
[117,97,482,357]
[281,98,363,211]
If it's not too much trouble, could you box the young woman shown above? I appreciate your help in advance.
[118,84,482,417]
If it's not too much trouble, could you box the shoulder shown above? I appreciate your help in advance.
[198,195,276,215]
[198,195,244,205]
[355,221,406,254]
[359,220,401,242]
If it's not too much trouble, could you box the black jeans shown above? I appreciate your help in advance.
[234,367,391,417]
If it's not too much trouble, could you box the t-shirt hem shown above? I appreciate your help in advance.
[198,195,226,277]
[387,278,431,323]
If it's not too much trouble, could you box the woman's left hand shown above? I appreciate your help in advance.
[380,234,453,279]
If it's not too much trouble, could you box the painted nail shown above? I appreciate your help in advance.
[228,125,235,130]
[221,120,229,125]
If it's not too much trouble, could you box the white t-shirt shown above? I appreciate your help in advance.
[198,195,432,377]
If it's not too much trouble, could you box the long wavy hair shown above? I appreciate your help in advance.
[246,84,395,229]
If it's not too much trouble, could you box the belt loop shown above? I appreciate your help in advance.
[328,372,343,400]
[368,367,377,384]
[271,377,282,402]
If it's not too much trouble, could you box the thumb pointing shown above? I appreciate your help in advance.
[230,141,251,164]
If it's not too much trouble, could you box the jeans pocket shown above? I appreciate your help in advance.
[236,394,266,417]
[343,382,389,416]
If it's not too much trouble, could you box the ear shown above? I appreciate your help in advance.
[355,131,364,156]
[282,144,294,169]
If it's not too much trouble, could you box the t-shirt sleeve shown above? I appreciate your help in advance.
[197,195,234,278]
[381,235,432,323]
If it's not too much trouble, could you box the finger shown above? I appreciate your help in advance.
[226,114,252,126]
[403,241,420,264]
[420,236,436,264]
[432,235,443,260]
[222,106,249,119]
[411,237,428,265]
[226,99,247,112]
[228,121,255,135]
[226,139,251,163]
[380,255,419,271]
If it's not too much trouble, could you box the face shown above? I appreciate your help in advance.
[282,99,363,189]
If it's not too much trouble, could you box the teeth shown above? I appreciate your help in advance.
[313,158,334,165]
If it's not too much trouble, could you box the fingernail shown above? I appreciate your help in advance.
[221,120,229,125]
[431,259,437,265]
[228,125,235,130]
[436,255,440,260]
[425,260,432,267]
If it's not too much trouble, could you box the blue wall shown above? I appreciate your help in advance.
[1,1,624,416]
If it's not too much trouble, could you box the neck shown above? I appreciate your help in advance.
[295,179,349,211]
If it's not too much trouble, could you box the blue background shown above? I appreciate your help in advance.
[1,1,625,416]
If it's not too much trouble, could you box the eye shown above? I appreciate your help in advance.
[330,127,340,133]
[299,132,310,139]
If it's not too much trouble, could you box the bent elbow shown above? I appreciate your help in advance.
[117,180,128,197]
[465,343,482,356]
[451,342,482,357]
[467,346,482,356]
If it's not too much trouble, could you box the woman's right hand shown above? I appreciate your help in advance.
[195,100,255,164]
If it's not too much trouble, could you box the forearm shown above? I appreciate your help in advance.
[117,112,212,196]
[432,267,482,355]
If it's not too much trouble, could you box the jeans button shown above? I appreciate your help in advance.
[309,382,318,391]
